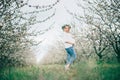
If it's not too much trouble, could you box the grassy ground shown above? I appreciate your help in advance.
[0,62,120,80]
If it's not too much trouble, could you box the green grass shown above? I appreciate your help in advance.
[0,66,40,80]
[0,62,120,80]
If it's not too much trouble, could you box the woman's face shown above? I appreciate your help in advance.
[64,26,70,33]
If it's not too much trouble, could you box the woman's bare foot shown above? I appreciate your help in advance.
[65,64,70,71]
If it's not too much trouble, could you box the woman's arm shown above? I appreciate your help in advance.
[65,41,74,45]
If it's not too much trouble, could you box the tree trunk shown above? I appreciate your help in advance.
[117,55,120,63]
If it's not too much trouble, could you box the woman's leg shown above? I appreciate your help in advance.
[65,48,72,70]
[65,47,77,70]
[69,47,77,64]
[66,52,71,64]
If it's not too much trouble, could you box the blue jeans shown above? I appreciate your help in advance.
[65,46,76,64]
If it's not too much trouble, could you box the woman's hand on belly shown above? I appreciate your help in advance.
[65,41,74,45]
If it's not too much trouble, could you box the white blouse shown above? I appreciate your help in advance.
[62,32,75,48]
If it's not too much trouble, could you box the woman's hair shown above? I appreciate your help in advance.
[62,24,71,30]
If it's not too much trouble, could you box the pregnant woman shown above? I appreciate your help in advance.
[62,24,77,71]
